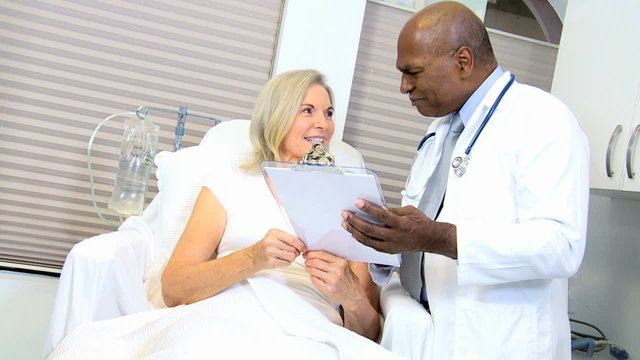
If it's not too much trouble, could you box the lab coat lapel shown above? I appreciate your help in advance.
[455,71,515,156]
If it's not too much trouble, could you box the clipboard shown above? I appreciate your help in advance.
[261,160,401,267]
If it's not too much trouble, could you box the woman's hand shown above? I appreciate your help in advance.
[248,229,307,271]
[303,251,367,311]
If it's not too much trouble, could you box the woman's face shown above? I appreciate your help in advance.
[280,83,335,162]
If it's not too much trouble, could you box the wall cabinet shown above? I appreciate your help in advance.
[551,0,640,192]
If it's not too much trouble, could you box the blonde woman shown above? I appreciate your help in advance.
[49,70,397,360]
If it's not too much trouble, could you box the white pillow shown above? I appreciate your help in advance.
[153,146,210,264]
[329,140,365,168]
[154,119,253,263]
[201,119,251,147]
[144,120,252,308]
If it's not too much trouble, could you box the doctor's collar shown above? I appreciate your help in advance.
[458,66,505,127]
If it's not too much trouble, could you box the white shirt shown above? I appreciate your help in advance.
[403,72,590,360]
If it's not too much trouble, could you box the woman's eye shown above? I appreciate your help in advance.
[302,107,312,114]
[325,110,334,118]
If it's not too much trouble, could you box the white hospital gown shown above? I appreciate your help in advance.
[48,163,400,360]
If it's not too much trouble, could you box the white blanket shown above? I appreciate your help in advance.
[48,276,403,360]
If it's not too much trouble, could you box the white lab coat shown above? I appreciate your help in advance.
[402,72,590,360]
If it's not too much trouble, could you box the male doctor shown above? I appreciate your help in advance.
[342,2,589,359]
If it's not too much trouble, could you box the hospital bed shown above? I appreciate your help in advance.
[43,119,433,359]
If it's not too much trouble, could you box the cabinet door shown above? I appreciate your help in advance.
[551,0,640,190]
[621,101,640,191]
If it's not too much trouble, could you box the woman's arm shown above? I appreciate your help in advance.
[303,252,380,340]
[162,186,306,307]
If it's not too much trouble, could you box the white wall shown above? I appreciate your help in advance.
[569,192,640,357]
[420,0,488,19]
[272,0,367,142]
[0,271,58,360]
[548,0,567,20]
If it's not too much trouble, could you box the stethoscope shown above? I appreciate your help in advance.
[451,74,515,176]
[403,74,515,200]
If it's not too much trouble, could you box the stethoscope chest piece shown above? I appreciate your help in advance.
[452,155,468,177]
[451,156,463,169]
[449,74,516,178]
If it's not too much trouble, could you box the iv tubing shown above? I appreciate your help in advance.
[87,112,136,227]
[88,106,220,226]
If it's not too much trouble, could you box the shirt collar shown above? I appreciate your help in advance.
[457,66,505,127]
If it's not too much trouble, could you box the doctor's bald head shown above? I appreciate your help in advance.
[396,1,498,117]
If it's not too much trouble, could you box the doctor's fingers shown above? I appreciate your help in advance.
[342,211,407,244]
[389,206,435,236]
[351,199,403,228]
[341,220,397,254]
[389,205,427,218]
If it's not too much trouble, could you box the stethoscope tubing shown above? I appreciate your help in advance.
[463,74,516,157]
[404,74,516,198]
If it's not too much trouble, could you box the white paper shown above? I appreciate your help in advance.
[263,165,401,267]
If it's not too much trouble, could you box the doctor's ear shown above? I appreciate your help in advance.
[453,46,473,78]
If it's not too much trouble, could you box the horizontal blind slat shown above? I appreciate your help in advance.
[1,0,282,270]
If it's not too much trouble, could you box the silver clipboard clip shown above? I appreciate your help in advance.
[291,143,345,174]
[301,142,335,166]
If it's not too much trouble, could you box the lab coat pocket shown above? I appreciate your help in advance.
[453,298,537,360]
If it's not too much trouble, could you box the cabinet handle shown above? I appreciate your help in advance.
[626,124,640,179]
[606,125,623,177]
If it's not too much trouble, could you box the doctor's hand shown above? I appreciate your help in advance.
[341,199,458,259]
[303,251,368,311]
[248,228,306,270]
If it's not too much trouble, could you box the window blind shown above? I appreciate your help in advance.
[0,0,282,272]
[344,0,558,207]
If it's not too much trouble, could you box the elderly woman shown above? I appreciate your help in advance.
[48,70,397,359]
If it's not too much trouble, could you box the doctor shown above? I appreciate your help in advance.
[342,2,589,359]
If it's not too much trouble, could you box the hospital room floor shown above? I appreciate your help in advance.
[574,352,613,359]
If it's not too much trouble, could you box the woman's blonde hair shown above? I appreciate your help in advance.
[242,69,334,172]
